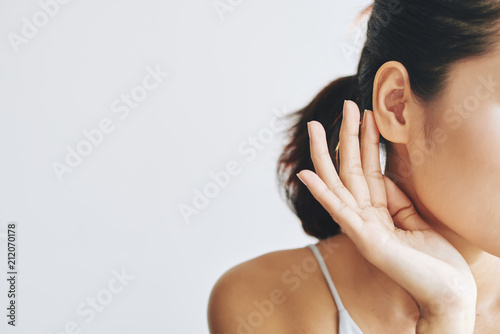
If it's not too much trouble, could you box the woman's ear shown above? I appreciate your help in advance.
[372,61,415,144]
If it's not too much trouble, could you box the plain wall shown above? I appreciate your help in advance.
[0,0,372,333]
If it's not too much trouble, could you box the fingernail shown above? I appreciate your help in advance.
[362,109,368,127]
[296,172,305,185]
[343,100,347,117]
[307,121,311,137]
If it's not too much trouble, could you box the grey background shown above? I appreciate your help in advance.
[0,0,372,333]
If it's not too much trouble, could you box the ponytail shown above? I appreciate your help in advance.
[276,75,361,240]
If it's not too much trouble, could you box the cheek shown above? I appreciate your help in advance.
[412,103,500,255]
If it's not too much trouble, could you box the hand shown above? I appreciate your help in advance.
[296,100,477,320]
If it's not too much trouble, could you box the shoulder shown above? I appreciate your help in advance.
[207,246,308,333]
[207,237,351,333]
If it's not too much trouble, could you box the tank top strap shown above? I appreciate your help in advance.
[307,243,346,312]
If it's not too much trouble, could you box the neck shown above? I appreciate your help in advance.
[383,144,500,311]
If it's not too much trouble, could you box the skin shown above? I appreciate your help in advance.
[208,45,500,334]
[375,49,500,314]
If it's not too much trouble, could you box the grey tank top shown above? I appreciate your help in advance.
[307,243,364,334]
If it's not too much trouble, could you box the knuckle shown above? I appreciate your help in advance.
[372,202,387,209]
[311,147,332,164]
[365,170,384,180]
[393,205,416,221]
[401,210,418,222]
[328,200,347,218]
[330,180,345,192]
[318,149,332,160]
[317,185,331,199]
[348,164,364,176]
[347,132,359,139]
[358,202,372,210]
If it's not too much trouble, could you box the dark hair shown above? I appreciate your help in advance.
[277,0,500,240]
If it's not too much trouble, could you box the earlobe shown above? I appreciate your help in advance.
[372,61,412,144]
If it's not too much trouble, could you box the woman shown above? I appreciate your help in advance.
[208,1,500,333]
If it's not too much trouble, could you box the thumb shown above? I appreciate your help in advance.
[383,175,430,231]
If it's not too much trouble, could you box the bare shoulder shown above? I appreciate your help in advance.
[207,236,350,334]
[207,246,309,333]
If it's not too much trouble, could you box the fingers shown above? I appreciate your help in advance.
[307,121,359,210]
[360,109,387,208]
[383,176,431,231]
[339,100,372,209]
[296,169,363,237]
